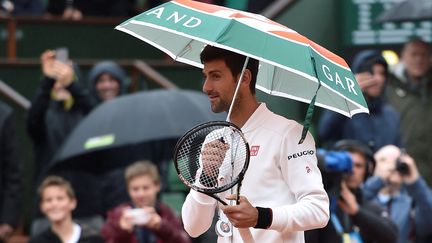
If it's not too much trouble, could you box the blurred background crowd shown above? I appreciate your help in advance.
[0,0,432,243]
[0,0,273,18]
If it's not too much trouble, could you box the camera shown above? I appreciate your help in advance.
[396,159,410,175]
[317,149,352,201]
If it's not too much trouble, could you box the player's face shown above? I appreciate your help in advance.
[202,60,238,113]
[40,186,76,224]
[128,175,160,208]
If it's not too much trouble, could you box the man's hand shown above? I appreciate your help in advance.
[338,182,359,215]
[138,207,162,231]
[0,224,14,242]
[40,50,74,87]
[355,72,377,91]
[221,194,258,228]
[41,50,57,78]
[63,6,83,20]
[201,139,229,178]
[119,207,134,232]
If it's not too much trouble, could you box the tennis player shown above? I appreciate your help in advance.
[181,46,330,242]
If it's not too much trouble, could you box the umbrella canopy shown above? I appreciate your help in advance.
[377,0,432,23]
[115,0,368,118]
[51,89,225,173]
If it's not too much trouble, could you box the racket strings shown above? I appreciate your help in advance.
[176,125,248,192]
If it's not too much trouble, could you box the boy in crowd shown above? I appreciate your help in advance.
[102,161,191,243]
[29,176,103,243]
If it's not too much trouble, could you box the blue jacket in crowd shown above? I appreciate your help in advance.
[318,96,402,152]
[363,176,432,243]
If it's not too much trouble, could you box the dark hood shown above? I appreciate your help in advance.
[351,50,388,75]
[351,50,389,100]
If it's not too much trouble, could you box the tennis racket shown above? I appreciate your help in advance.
[173,121,250,206]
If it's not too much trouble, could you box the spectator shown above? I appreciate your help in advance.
[306,139,398,243]
[88,60,128,105]
[27,49,102,236]
[27,49,93,182]
[318,50,403,152]
[386,38,432,185]
[363,145,432,243]
[0,101,22,243]
[0,0,13,15]
[12,0,44,16]
[29,176,103,243]
[182,45,329,242]
[102,161,191,243]
[46,0,134,20]
[88,60,130,214]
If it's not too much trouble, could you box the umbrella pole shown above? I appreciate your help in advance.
[226,57,250,122]
[223,57,256,243]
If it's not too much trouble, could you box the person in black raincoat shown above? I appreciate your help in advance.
[87,60,131,215]
[0,101,22,243]
[27,50,102,236]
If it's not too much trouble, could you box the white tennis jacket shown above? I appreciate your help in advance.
[182,103,329,243]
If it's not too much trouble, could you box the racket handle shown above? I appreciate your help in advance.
[207,193,228,206]
[236,179,243,205]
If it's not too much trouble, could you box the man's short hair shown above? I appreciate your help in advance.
[38,175,75,200]
[333,139,375,180]
[402,37,431,54]
[125,160,160,186]
[200,45,259,94]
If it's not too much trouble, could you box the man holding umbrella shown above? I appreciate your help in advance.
[114,1,372,242]
[181,46,329,242]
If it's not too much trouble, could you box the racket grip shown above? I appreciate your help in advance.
[236,180,243,205]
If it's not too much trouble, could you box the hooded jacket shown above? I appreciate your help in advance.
[386,60,432,185]
[318,50,402,152]
[26,77,101,219]
[88,61,127,105]
[86,61,130,213]
[0,101,22,228]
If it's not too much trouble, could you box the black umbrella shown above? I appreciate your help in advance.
[50,89,224,173]
[377,0,432,23]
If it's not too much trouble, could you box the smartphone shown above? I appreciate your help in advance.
[124,208,150,225]
[55,47,69,63]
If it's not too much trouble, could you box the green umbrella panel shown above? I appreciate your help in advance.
[115,0,369,141]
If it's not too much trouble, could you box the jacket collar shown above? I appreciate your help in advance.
[241,103,270,133]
